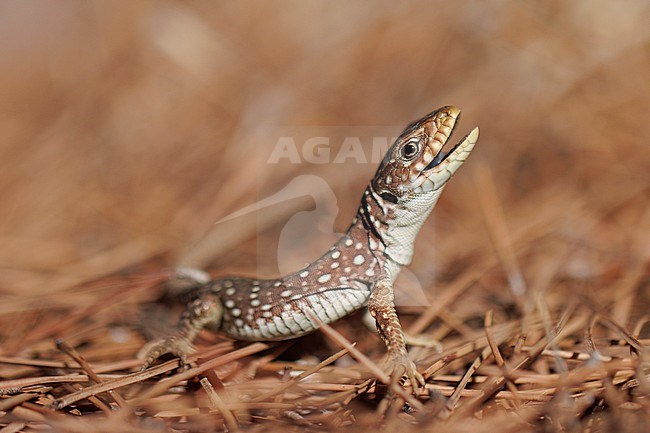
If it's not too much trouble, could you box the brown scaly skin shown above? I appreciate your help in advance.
[140,106,479,392]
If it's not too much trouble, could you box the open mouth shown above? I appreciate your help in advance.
[424,119,479,172]
[425,115,460,169]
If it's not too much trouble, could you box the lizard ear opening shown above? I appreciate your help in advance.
[379,191,398,204]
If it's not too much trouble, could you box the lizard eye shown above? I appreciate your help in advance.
[400,140,419,160]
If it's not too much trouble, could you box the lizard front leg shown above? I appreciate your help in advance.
[367,277,425,392]
[139,294,223,369]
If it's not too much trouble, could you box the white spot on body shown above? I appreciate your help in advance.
[331,251,341,259]
[353,255,366,265]
[251,299,261,307]
[224,300,235,308]
[300,270,309,278]
[225,288,236,296]
[223,280,234,288]
[355,242,363,250]
[281,289,292,297]
[318,274,331,283]
[344,238,353,246]
[274,281,282,287]
[331,262,339,269]
[231,308,241,317]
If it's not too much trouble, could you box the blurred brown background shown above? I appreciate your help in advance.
[0,2,649,431]
[0,1,648,304]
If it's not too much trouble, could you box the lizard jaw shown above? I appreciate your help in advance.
[416,125,479,193]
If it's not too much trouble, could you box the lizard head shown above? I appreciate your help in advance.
[371,106,479,203]
[364,106,478,266]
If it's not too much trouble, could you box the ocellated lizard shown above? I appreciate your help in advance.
[141,106,479,390]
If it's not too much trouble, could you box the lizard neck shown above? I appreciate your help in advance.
[350,185,445,270]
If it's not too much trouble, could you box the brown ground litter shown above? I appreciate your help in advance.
[1,2,648,432]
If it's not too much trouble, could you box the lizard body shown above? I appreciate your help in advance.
[141,106,479,388]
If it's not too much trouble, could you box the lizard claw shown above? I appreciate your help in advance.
[138,335,196,370]
[386,354,426,396]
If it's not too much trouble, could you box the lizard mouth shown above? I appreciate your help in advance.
[422,116,479,190]
[427,125,458,168]
[423,111,478,171]
[425,127,479,169]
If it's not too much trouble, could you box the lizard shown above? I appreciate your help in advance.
[140,106,479,390]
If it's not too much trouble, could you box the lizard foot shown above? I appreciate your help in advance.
[138,335,196,370]
[385,353,426,396]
